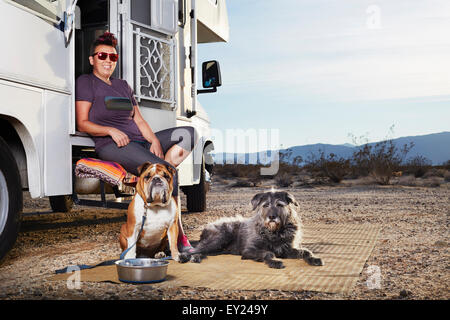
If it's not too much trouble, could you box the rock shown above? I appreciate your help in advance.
[433,241,447,247]
[399,289,412,298]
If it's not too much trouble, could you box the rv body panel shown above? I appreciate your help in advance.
[0,81,72,198]
[0,80,43,197]
[0,1,72,94]
[43,90,72,196]
[0,0,74,198]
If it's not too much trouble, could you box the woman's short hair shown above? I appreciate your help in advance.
[91,32,118,54]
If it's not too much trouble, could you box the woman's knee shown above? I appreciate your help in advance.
[170,126,197,151]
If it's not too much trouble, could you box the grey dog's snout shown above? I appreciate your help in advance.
[268,210,278,221]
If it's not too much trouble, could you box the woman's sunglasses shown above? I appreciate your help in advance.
[92,52,119,62]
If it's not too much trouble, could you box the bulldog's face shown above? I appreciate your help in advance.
[137,162,176,207]
[251,191,299,232]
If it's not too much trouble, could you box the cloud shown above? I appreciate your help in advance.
[218,0,450,102]
[198,0,450,151]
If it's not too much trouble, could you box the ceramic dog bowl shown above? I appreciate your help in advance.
[115,258,169,284]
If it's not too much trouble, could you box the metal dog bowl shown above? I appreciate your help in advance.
[115,258,169,284]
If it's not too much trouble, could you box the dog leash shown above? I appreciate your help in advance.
[55,210,171,274]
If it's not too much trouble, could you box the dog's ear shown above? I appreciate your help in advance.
[251,192,267,210]
[284,192,299,207]
[137,161,152,175]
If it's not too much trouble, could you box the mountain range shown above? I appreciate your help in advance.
[213,131,450,166]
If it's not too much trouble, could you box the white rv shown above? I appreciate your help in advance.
[0,0,229,260]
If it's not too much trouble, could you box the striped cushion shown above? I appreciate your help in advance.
[75,158,138,186]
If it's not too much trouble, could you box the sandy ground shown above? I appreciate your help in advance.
[0,179,448,300]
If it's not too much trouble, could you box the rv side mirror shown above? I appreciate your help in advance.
[202,60,221,88]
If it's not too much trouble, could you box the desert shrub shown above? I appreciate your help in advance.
[292,155,304,166]
[213,164,261,179]
[305,151,351,183]
[443,160,450,170]
[351,143,372,177]
[397,175,417,186]
[351,140,413,185]
[344,176,377,186]
[213,160,303,185]
[423,177,441,188]
[275,172,292,187]
[444,171,450,182]
[404,155,432,178]
[279,148,293,163]
[279,162,303,175]
[423,168,446,178]
[269,162,304,187]
[229,179,254,188]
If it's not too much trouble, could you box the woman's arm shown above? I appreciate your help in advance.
[76,100,130,147]
[133,105,164,158]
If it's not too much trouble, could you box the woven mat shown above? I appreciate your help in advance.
[50,223,380,294]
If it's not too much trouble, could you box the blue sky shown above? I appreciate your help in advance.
[198,0,450,153]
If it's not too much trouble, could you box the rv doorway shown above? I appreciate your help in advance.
[75,0,119,79]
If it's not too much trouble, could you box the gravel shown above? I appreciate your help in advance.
[0,179,448,300]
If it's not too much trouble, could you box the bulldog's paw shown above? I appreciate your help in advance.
[154,251,166,259]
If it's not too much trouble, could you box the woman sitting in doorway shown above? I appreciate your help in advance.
[75,32,195,252]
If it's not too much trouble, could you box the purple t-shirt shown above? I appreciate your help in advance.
[75,73,145,151]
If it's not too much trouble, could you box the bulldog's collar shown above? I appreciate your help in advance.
[136,184,152,212]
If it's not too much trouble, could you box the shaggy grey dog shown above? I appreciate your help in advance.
[179,191,323,268]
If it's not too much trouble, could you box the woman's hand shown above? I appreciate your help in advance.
[150,138,164,159]
[132,104,163,158]
[108,127,130,147]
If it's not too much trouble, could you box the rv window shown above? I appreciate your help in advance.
[131,0,151,26]
[8,0,63,24]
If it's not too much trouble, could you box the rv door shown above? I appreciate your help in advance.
[113,0,178,132]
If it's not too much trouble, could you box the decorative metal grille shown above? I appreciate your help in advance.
[133,28,175,106]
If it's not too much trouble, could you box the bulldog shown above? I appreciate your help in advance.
[119,161,182,261]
